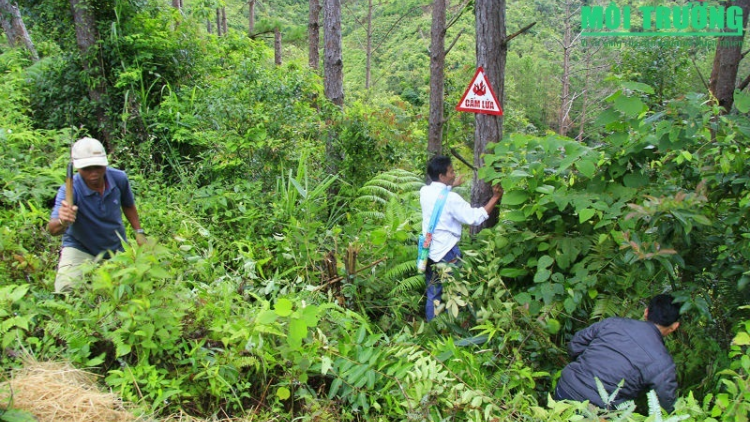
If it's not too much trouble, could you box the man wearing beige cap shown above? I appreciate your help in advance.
[47,137,146,293]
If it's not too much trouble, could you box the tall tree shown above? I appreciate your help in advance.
[248,0,255,34]
[70,0,110,145]
[709,0,750,113]
[323,0,343,107]
[274,27,282,65]
[556,0,578,137]
[308,0,320,69]
[471,0,506,232]
[0,0,38,61]
[348,0,420,90]
[427,0,447,157]
[323,0,343,180]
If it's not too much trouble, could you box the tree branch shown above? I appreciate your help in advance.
[503,22,537,46]
[444,29,465,56]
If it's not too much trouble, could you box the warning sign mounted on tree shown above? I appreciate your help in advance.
[455,67,503,116]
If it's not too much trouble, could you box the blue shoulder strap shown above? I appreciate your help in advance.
[427,186,451,234]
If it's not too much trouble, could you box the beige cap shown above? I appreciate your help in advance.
[71,137,109,169]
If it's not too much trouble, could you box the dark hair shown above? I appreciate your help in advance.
[646,294,680,326]
[427,155,452,181]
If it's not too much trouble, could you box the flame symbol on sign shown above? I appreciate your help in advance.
[473,81,486,96]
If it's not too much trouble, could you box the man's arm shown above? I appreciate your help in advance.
[649,363,678,413]
[568,320,603,359]
[122,204,147,246]
[47,185,78,236]
[122,204,142,231]
[483,184,504,214]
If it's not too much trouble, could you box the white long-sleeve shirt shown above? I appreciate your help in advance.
[420,182,490,262]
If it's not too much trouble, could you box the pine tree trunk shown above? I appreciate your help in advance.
[323,0,343,107]
[709,0,750,113]
[365,0,373,90]
[471,0,506,233]
[427,0,447,157]
[275,27,282,65]
[248,0,255,34]
[308,0,320,69]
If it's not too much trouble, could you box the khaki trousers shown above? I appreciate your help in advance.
[54,247,96,293]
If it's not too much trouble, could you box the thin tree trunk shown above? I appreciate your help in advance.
[709,0,750,113]
[216,8,222,36]
[558,1,573,136]
[323,0,343,185]
[308,0,320,69]
[323,0,343,107]
[221,7,227,35]
[0,0,38,61]
[249,0,255,34]
[274,27,282,65]
[171,0,181,10]
[428,0,447,157]
[70,0,110,146]
[471,0,506,233]
[365,0,372,89]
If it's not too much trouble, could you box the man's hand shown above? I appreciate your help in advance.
[492,183,504,198]
[452,173,465,187]
[136,233,147,246]
[58,200,78,226]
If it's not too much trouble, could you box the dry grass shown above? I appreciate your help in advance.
[0,357,136,422]
[0,358,284,422]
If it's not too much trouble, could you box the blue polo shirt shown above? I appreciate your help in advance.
[51,167,135,257]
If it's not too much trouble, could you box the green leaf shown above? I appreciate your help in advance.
[370,228,387,246]
[733,332,750,346]
[614,95,645,118]
[502,191,529,206]
[288,317,307,350]
[622,81,655,94]
[579,208,596,223]
[537,255,554,269]
[735,89,750,113]
[274,298,293,317]
[575,160,596,179]
[320,356,332,375]
[276,386,291,400]
[328,378,342,398]
[0,408,38,422]
[534,269,551,283]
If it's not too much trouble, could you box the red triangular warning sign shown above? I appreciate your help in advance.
[455,67,503,116]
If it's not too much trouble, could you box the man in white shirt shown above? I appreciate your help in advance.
[420,155,503,321]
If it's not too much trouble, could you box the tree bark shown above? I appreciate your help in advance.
[274,27,282,65]
[221,7,227,35]
[0,0,39,61]
[364,0,373,89]
[308,0,320,69]
[709,0,750,113]
[171,0,182,10]
[323,0,343,107]
[248,0,255,35]
[558,1,574,137]
[70,0,110,146]
[471,0,506,233]
[428,0,447,157]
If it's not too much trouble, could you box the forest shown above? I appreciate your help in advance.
[1,0,750,420]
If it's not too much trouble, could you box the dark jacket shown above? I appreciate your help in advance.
[556,317,677,412]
